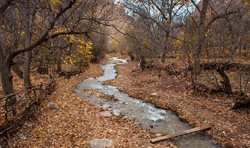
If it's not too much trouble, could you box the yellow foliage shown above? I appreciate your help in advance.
[142,39,150,48]
[64,35,93,69]
[111,39,118,49]
[50,27,93,69]
[183,0,189,5]
[174,40,183,48]
[243,0,249,5]
[51,0,60,5]
[0,25,5,29]
[53,26,68,34]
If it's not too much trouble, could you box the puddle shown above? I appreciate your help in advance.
[75,57,219,148]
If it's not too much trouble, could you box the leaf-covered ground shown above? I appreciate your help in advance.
[9,63,173,147]
[108,60,250,148]
[0,71,50,97]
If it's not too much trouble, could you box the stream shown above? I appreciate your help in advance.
[75,57,219,148]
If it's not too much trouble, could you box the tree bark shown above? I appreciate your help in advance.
[9,6,23,79]
[23,51,32,89]
[193,0,210,81]
[56,48,62,73]
[12,64,23,79]
[57,57,62,74]
[139,55,146,71]
[0,58,14,96]
[23,1,34,89]
[161,46,168,63]
[217,68,232,94]
[161,24,170,63]
[0,37,15,96]
[0,56,17,117]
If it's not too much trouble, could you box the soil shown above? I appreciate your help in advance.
[108,59,250,148]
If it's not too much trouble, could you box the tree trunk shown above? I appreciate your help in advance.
[11,9,23,79]
[0,56,17,117]
[217,68,232,94]
[0,57,15,96]
[0,7,14,96]
[139,55,146,71]
[161,46,168,63]
[23,2,34,89]
[56,49,62,73]
[57,57,62,73]
[193,0,210,81]
[23,28,32,88]
[161,30,170,63]
[23,51,32,89]
[12,64,23,79]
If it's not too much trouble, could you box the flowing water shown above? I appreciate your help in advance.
[75,57,219,148]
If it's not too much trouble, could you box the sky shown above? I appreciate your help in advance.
[114,0,201,22]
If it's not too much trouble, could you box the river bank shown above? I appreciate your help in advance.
[76,57,218,148]
[108,59,250,147]
[9,63,166,147]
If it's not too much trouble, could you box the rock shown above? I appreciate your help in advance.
[18,134,27,140]
[214,99,220,102]
[48,102,59,110]
[99,111,112,117]
[89,139,114,148]
[119,101,125,104]
[102,104,111,109]
[155,118,164,122]
[150,92,158,97]
[156,133,163,137]
[112,109,121,116]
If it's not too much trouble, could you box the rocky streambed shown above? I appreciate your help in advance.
[75,57,219,148]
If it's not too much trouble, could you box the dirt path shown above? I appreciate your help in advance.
[10,63,169,147]
[107,60,250,148]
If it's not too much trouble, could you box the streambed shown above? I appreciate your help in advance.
[75,57,218,148]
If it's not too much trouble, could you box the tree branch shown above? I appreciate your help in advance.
[205,10,239,31]
[9,0,77,59]
[0,0,14,14]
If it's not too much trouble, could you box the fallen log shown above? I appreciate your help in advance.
[232,99,250,109]
[150,125,211,143]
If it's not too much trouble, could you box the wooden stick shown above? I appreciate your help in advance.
[150,125,211,143]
